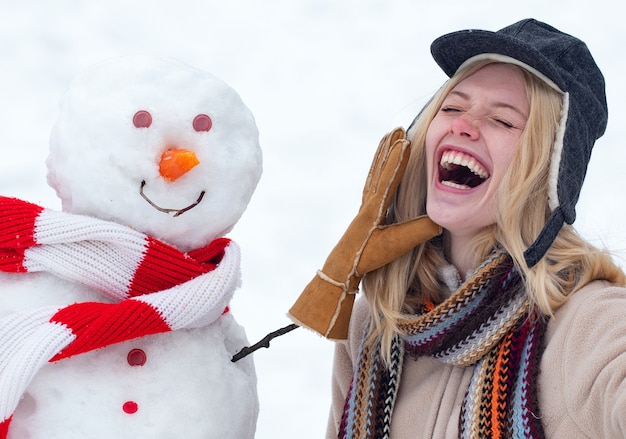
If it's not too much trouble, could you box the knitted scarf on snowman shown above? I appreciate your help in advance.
[339,250,547,439]
[0,196,241,435]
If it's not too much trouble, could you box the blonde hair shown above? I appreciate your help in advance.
[363,60,626,362]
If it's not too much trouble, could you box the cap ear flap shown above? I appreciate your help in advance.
[547,92,568,213]
[554,87,598,226]
[523,208,565,268]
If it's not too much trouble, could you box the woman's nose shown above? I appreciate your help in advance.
[450,114,479,140]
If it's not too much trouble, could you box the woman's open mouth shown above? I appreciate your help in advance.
[438,150,489,190]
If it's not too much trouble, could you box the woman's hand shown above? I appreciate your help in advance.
[288,128,441,339]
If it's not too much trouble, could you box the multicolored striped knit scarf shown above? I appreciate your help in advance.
[0,196,241,436]
[339,250,547,438]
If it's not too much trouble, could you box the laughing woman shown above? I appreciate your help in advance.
[327,19,626,438]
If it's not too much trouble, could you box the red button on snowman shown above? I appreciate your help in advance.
[0,56,261,438]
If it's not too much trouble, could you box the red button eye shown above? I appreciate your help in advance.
[133,110,152,128]
[193,114,212,132]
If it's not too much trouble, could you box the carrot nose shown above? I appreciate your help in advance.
[159,148,200,181]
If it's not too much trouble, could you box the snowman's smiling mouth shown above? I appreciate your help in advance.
[139,180,206,217]
[438,150,489,190]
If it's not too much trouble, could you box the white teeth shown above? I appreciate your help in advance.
[441,180,470,190]
[440,150,489,179]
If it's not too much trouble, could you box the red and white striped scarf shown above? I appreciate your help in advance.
[0,196,241,436]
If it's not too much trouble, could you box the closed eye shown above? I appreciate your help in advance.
[494,118,514,128]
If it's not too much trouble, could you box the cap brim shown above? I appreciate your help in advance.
[430,30,566,91]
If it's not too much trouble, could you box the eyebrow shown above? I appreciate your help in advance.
[446,90,529,119]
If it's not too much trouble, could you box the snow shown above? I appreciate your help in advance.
[1,1,625,438]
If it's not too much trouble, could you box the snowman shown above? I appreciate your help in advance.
[0,56,261,438]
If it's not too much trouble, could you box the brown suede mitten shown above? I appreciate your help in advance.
[288,128,441,340]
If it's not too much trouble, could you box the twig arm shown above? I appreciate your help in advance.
[231,323,299,362]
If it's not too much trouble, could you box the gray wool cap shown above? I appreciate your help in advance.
[430,18,608,267]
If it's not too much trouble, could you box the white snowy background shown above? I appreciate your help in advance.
[1,1,624,438]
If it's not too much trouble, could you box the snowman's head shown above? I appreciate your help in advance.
[47,56,262,251]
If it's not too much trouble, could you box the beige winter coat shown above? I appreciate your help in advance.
[327,280,626,438]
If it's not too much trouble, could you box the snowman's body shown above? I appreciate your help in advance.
[0,56,261,438]
[2,272,257,439]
